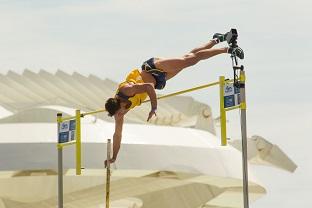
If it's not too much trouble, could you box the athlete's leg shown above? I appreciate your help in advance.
[155,46,228,80]
[189,39,217,54]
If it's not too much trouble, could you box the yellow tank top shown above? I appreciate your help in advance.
[116,69,148,109]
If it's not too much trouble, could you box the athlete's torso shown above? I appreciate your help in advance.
[116,69,148,109]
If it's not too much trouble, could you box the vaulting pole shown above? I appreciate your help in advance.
[106,139,111,208]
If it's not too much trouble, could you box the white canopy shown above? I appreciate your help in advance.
[0,70,216,133]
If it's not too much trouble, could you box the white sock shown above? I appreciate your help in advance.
[213,38,220,44]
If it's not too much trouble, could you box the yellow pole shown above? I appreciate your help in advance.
[106,139,111,208]
[219,76,227,146]
[76,109,82,175]
[82,109,106,117]
[143,81,220,103]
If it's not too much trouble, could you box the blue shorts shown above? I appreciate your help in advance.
[141,58,167,90]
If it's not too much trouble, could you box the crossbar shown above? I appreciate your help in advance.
[76,80,225,117]
[143,81,221,103]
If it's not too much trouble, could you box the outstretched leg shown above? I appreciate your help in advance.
[154,39,228,80]
[188,39,217,53]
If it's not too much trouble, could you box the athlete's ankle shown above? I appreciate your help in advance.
[213,38,220,44]
[213,32,228,44]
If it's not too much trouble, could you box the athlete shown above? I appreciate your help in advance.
[104,32,244,166]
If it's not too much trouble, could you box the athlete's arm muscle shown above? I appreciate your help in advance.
[121,83,157,110]
[112,114,124,160]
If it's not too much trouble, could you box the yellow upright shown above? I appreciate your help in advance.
[75,110,82,175]
[219,76,227,146]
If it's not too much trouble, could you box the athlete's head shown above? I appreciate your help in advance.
[105,98,121,117]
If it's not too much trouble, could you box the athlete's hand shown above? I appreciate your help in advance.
[104,158,116,168]
[147,108,157,122]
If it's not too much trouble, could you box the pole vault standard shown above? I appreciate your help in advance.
[56,110,82,208]
[57,113,63,208]
[233,61,249,208]
[240,69,249,208]
[227,28,249,208]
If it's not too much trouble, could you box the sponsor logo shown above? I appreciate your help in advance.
[61,122,69,130]
[225,85,234,94]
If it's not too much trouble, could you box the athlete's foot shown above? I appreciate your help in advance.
[228,46,244,59]
[213,32,229,43]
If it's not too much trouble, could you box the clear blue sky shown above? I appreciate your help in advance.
[0,0,311,207]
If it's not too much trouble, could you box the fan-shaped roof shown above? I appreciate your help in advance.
[0,70,215,133]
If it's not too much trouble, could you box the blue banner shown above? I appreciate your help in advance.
[58,119,76,144]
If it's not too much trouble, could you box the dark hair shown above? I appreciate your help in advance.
[105,98,121,116]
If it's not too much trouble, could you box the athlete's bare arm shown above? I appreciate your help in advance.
[112,113,123,159]
[104,113,123,167]
[105,83,158,166]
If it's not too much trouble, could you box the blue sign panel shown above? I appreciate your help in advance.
[224,83,240,108]
[69,120,76,131]
[58,119,76,143]
[59,132,69,143]
[224,95,235,108]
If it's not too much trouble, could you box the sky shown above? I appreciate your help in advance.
[0,0,312,207]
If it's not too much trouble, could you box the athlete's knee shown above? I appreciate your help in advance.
[183,53,199,66]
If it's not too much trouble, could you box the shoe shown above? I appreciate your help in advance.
[228,46,244,59]
[213,32,228,43]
